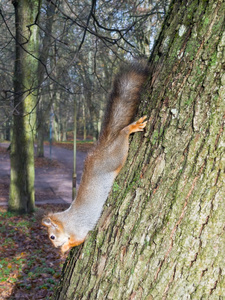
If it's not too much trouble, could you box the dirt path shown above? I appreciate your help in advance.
[0,143,87,206]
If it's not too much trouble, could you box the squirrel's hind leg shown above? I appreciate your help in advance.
[126,116,147,135]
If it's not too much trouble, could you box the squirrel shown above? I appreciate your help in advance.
[42,60,149,253]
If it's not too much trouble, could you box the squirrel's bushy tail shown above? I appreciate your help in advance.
[100,60,149,142]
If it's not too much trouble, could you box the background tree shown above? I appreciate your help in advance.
[36,0,57,157]
[54,0,225,298]
[8,0,41,213]
[0,2,14,141]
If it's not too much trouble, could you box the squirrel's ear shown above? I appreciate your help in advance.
[42,217,57,228]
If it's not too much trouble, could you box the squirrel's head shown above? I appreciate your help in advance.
[42,215,70,250]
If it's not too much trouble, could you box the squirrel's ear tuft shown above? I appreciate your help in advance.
[42,217,54,228]
[42,216,60,229]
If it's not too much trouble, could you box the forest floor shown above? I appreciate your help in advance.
[0,141,93,299]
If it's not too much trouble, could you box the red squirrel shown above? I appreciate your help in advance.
[42,60,149,253]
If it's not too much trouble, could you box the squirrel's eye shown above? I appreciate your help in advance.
[50,235,55,240]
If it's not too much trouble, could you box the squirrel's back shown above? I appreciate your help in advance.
[99,60,149,142]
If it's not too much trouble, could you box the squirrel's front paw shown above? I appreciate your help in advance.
[60,237,86,253]
[61,242,71,253]
[128,116,148,134]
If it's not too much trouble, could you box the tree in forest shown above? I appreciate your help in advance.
[9,0,40,213]
[36,0,56,157]
[54,0,225,298]
[0,2,15,141]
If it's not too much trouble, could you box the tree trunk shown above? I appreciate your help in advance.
[36,0,56,157]
[36,94,45,157]
[54,0,225,298]
[9,0,40,213]
[82,99,87,140]
[72,99,77,200]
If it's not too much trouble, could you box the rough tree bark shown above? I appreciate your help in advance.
[54,0,225,298]
[9,0,40,213]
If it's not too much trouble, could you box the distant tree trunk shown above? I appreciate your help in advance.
[72,99,77,200]
[82,98,87,140]
[9,0,40,213]
[62,122,67,142]
[36,0,56,157]
[53,96,60,142]
[36,94,45,157]
[54,0,225,298]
